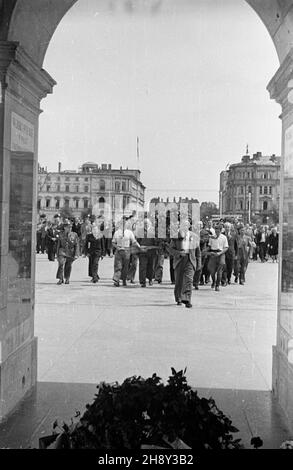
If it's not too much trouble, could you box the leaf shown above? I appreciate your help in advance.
[233,439,242,444]
[250,436,263,448]
[52,420,58,429]
[62,422,70,433]
[228,425,239,433]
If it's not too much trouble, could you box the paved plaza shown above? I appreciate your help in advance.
[0,255,290,448]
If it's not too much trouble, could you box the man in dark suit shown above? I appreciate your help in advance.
[84,223,106,283]
[256,226,268,262]
[167,219,201,308]
[46,213,63,261]
[193,221,210,289]
[235,226,252,285]
[56,221,79,284]
[136,218,158,287]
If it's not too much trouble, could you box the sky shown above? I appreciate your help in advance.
[39,0,281,207]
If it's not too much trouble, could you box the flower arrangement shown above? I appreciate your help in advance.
[40,368,248,450]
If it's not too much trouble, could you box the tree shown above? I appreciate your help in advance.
[60,206,74,220]
[200,201,219,220]
[80,207,92,221]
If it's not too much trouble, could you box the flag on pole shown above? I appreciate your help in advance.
[136,136,140,167]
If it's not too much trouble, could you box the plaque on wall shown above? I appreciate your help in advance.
[11,112,34,152]
[9,151,34,281]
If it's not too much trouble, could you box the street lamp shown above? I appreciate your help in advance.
[248,192,251,224]
[219,191,223,218]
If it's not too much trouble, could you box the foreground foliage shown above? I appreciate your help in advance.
[48,368,246,449]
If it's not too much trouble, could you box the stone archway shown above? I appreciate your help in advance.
[1,0,293,430]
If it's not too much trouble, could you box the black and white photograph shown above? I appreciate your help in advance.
[0,0,293,458]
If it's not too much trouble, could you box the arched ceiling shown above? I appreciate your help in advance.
[2,0,293,66]
[6,0,77,65]
[247,0,293,62]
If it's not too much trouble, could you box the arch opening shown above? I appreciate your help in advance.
[1,0,293,438]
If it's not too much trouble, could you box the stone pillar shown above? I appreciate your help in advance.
[0,41,55,419]
[268,47,293,431]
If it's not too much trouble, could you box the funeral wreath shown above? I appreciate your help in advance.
[40,368,254,449]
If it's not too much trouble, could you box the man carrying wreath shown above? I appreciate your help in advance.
[167,219,201,308]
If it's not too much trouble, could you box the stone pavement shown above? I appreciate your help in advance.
[0,255,290,448]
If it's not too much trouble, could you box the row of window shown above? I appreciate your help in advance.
[230,185,273,195]
[41,178,129,192]
[45,176,88,182]
[238,186,252,195]
[237,200,249,211]
[38,194,131,211]
[43,185,89,193]
[38,198,90,210]
[40,180,130,193]
[233,171,276,180]
[234,200,269,211]
[260,186,272,195]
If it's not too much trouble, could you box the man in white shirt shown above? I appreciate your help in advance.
[207,225,228,291]
[112,217,140,286]
[207,220,216,237]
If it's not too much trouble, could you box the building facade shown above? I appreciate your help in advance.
[38,162,145,220]
[219,152,280,223]
[149,196,200,230]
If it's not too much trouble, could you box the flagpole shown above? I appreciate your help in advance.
[136,136,139,216]
[136,136,140,171]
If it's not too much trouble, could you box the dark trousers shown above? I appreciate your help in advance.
[47,242,56,261]
[154,253,165,282]
[80,239,87,255]
[193,268,201,287]
[222,251,234,283]
[252,246,258,260]
[88,253,101,280]
[174,256,195,303]
[207,253,225,287]
[139,252,155,285]
[36,232,42,253]
[113,250,130,282]
[56,256,74,281]
[234,255,249,282]
[105,238,113,256]
[200,255,210,284]
[259,242,267,262]
[41,237,46,253]
[127,254,138,281]
[169,256,175,283]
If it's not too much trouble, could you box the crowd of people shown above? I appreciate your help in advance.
[36,212,279,308]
